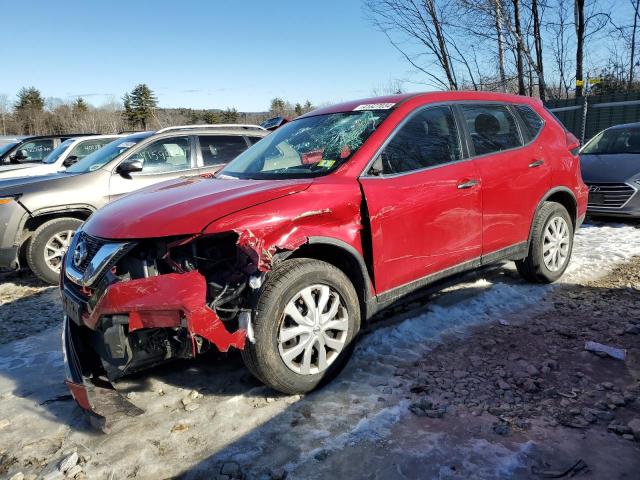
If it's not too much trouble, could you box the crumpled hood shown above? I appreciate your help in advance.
[84,176,313,239]
[580,153,640,183]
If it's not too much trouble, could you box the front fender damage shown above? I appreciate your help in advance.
[65,196,364,430]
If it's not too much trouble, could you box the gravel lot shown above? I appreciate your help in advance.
[0,221,638,480]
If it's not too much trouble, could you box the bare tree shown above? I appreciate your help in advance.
[512,0,526,94]
[0,94,8,136]
[546,0,573,98]
[574,0,611,96]
[365,0,460,89]
[629,0,640,88]
[530,0,546,101]
[493,0,508,91]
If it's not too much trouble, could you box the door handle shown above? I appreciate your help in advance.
[457,179,479,189]
[529,159,545,168]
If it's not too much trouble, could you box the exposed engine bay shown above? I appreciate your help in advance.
[65,232,262,385]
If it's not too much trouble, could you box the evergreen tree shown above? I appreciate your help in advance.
[303,100,313,112]
[269,97,287,116]
[221,108,238,123]
[202,111,220,124]
[122,93,136,128]
[129,84,157,129]
[14,87,45,112]
[72,97,88,114]
[294,103,303,116]
[14,87,45,134]
[122,84,158,129]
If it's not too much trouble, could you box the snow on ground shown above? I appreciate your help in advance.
[0,222,639,479]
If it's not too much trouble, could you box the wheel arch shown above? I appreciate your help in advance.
[528,187,577,246]
[19,207,93,252]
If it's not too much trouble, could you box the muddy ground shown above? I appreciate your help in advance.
[0,222,639,480]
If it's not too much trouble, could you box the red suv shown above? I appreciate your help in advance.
[61,92,587,423]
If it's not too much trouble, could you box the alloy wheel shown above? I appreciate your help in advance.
[277,284,349,375]
[542,216,570,272]
[44,230,75,273]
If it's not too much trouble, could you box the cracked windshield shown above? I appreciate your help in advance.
[221,110,390,179]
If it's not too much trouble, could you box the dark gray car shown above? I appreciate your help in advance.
[0,126,267,283]
[579,122,640,218]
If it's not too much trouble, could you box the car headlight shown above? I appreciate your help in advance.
[635,179,640,187]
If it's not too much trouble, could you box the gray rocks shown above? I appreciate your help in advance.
[59,452,78,473]
[628,418,640,440]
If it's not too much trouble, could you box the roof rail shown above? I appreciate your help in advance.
[155,124,267,134]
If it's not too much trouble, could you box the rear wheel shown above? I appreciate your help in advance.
[26,217,83,284]
[516,202,573,283]
[241,258,361,394]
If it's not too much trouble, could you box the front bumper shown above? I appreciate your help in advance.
[0,246,19,270]
[61,268,247,429]
[62,314,144,432]
[0,200,28,269]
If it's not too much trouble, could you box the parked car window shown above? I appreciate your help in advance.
[199,135,248,166]
[461,105,522,155]
[128,136,191,173]
[515,104,544,138]
[222,110,390,180]
[43,139,74,164]
[247,136,263,144]
[17,139,55,162]
[66,132,153,173]
[68,138,114,161]
[380,106,462,175]
[581,126,640,155]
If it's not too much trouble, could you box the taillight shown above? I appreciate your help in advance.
[566,132,580,156]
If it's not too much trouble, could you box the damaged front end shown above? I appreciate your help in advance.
[61,230,261,430]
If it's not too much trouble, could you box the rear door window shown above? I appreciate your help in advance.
[460,105,523,156]
[198,135,248,166]
[514,104,544,139]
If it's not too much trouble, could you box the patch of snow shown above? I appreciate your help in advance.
[0,222,638,479]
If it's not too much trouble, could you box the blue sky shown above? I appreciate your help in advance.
[0,1,409,111]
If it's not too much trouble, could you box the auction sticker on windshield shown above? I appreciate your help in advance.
[353,103,395,111]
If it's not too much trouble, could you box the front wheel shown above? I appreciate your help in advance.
[516,201,574,283]
[26,217,83,284]
[241,258,361,394]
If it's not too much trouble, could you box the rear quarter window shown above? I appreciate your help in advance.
[514,105,544,138]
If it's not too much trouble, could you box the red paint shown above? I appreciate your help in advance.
[80,91,587,299]
[360,161,482,292]
[84,177,312,240]
[82,270,245,352]
[65,380,93,411]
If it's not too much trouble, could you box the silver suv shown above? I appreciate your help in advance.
[0,125,267,283]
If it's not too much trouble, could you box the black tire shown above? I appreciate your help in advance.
[516,202,574,283]
[241,258,361,394]
[26,217,83,284]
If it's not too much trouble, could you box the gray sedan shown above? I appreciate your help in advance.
[580,122,640,218]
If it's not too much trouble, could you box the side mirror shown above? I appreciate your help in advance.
[116,158,143,176]
[62,155,78,167]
